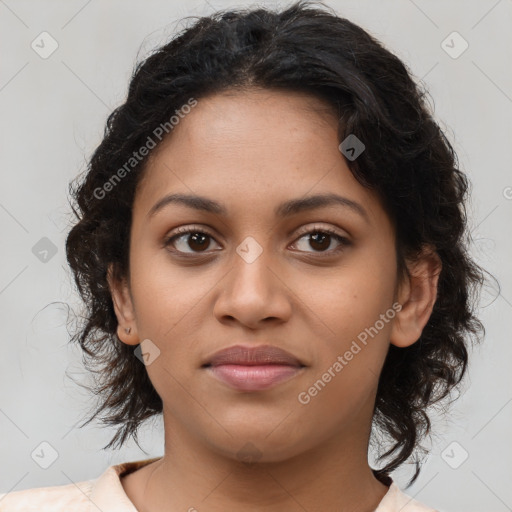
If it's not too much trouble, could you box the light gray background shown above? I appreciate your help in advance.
[0,1,511,510]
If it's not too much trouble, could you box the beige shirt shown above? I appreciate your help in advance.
[0,457,437,511]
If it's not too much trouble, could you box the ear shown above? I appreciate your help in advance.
[107,263,140,346]
[390,246,442,348]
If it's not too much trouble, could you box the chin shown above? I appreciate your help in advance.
[201,420,312,464]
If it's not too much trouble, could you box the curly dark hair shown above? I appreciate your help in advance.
[65,0,486,485]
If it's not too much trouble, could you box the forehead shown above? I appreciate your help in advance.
[133,88,389,227]
[146,88,339,174]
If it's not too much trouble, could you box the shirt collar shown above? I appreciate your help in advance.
[89,457,162,512]
[87,457,429,512]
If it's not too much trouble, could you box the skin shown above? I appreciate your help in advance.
[108,88,441,512]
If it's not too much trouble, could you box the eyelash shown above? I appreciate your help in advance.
[163,224,351,257]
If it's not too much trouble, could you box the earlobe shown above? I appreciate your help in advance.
[390,247,442,348]
[107,263,140,346]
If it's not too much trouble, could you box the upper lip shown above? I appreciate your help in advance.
[203,344,305,367]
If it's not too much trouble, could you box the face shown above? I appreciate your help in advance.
[110,88,419,463]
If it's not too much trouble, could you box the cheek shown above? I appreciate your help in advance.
[306,255,396,324]
[128,247,227,371]
[128,249,198,340]
[295,264,396,424]
[299,246,397,366]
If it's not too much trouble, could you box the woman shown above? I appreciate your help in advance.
[0,1,485,510]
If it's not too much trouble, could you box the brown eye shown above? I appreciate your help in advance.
[183,232,210,252]
[308,232,331,252]
[164,228,219,254]
[292,227,351,255]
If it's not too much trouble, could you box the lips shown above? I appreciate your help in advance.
[203,344,305,368]
[202,344,306,392]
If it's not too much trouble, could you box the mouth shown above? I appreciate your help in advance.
[202,344,306,392]
[203,344,305,367]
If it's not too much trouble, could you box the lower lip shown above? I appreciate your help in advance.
[206,364,304,391]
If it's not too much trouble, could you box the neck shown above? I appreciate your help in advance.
[132,410,390,512]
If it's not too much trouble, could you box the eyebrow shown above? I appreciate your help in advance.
[147,192,369,222]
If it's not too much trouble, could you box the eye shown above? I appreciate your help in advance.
[291,225,351,255]
[163,226,220,254]
[163,224,351,256]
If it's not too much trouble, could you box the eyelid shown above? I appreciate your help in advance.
[172,224,216,237]
[163,224,221,248]
[166,223,349,243]
[293,223,349,239]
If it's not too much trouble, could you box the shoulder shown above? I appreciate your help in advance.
[0,457,161,512]
[0,480,93,512]
[377,482,438,512]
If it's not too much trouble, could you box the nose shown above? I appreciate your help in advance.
[212,240,292,329]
